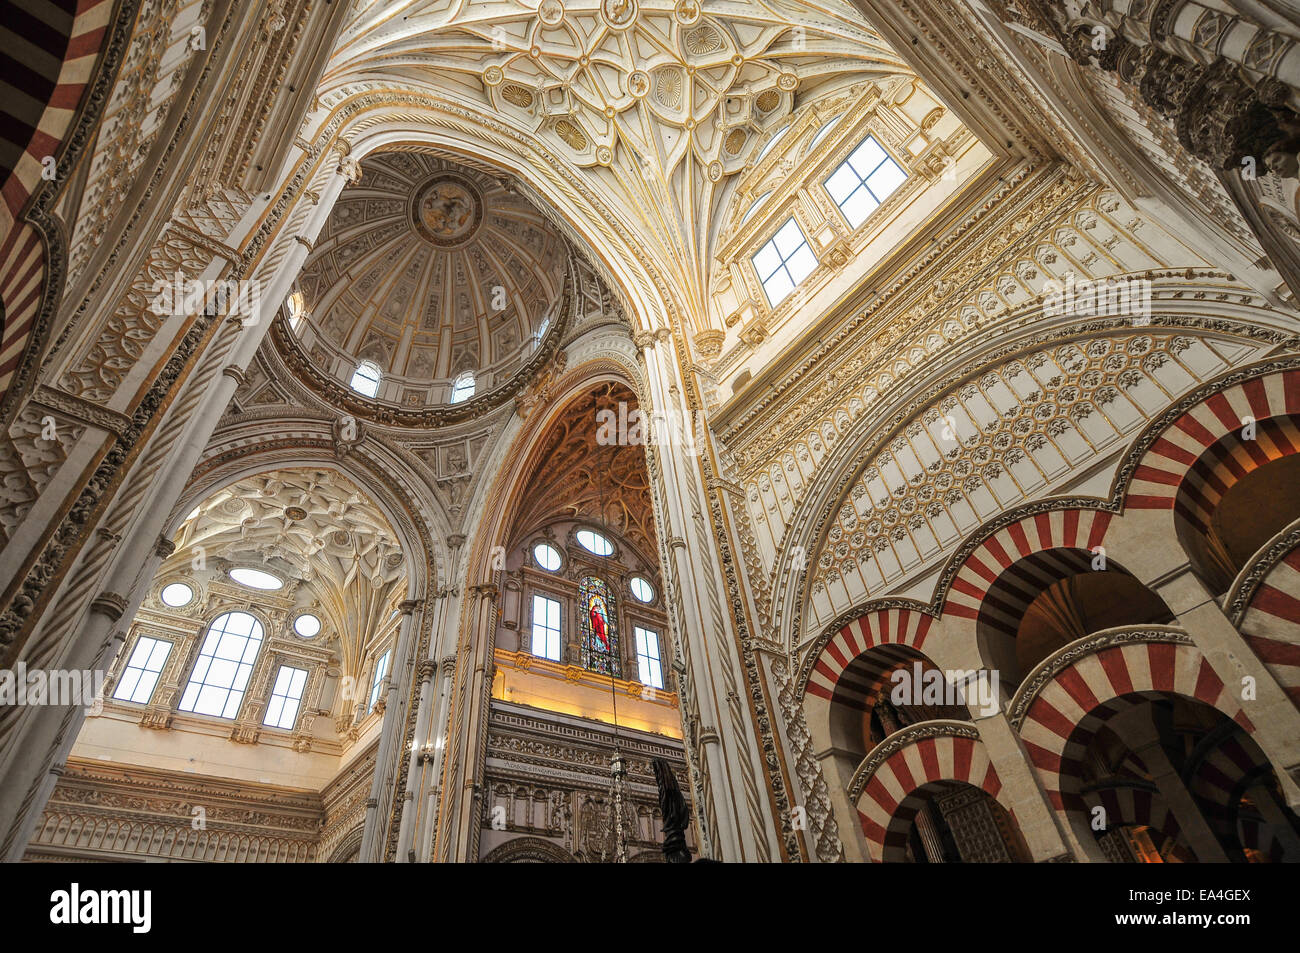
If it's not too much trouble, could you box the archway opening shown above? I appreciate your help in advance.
[828,645,968,762]
[880,780,1031,863]
[34,467,409,863]
[480,379,693,862]
[1175,415,1300,595]
[978,548,1174,689]
[1063,693,1300,863]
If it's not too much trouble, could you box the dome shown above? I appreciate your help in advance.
[282,151,571,411]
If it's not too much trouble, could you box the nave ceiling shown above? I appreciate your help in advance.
[318,0,920,322]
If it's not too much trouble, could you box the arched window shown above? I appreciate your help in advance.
[179,611,265,719]
[807,115,842,152]
[756,124,789,162]
[350,360,381,398]
[450,371,476,403]
[579,577,619,677]
[739,191,772,226]
[368,649,391,712]
[286,290,307,332]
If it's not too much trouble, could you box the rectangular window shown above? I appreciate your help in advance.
[179,612,264,719]
[752,218,817,306]
[369,649,391,712]
[823,135,908,229]
[531,594,562,661]
[634,626,664,690]
[112,636,173,705]
[264,665,308,730]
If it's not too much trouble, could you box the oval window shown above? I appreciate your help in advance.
[293,613,322,638]
[534,542,562,572]
[576,530,613,556]
[160,582,194,607]
[229,567,284,590]
[629,576,654,603]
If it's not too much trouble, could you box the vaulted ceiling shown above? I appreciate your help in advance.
[320,0,916,319]
[294,151,569,389]
[163,468,407,676]
[510,381,659,563]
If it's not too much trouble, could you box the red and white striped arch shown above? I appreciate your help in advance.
[1017,638,1253,812]
[1,0,111,222]
[803,607,935,702]
[854,730,1005,862]
[942,508,1113,621]
[1239,547,1300,710]
[0,0,114,403]
[1126,369,1300,516]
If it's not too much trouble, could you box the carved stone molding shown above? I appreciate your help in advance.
[29,385,132,436]
[1224,520,1300,625]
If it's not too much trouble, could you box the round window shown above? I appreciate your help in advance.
[576,530,613,556]
[629,576,654,603]
[293,613,322,638]
[160,582,194,607]
[229,567,284,590]
[534,542,562,571]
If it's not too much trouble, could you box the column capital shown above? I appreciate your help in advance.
[89,592,128,622]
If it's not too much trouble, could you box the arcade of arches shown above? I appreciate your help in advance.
[2,0,1300,863]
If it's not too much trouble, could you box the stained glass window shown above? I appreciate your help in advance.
[579,576,619,677]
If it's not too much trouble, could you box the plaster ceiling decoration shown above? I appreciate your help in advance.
[291,151,569,394]
[510,381,659,561]
[165,468,407,676]
[323,0,914,323]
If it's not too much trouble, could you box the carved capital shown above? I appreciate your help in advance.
[89,592,128,621]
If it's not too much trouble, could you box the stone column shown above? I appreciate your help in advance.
[438,583,499,861]
[417,652,458,862]
[976,712,1081,861]
[813,747,872,861]
[1153,565,1300,808]
[392,585,454,861]
[394,657,437,861]
[359,597,422,862]
[637,328,782,861]
[1110,705,1230,862]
